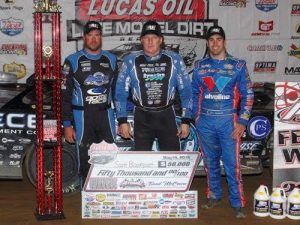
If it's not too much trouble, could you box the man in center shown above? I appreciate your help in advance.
[115,20,192,151]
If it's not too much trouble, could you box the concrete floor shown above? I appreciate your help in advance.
[1,169,299,225]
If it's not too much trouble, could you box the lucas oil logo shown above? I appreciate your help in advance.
[247,116,271,139]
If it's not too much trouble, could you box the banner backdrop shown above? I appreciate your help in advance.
[0,0,300,83]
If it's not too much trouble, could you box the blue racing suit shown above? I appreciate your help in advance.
[115,49,192,151]
[61,49,117,182]
[192,54,254,208]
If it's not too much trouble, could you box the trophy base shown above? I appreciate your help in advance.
[35,211,65,220]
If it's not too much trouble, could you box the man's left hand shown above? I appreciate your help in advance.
[178,123,190,139]
[231,122,246,140]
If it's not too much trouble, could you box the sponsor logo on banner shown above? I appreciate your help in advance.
[4,0,15,4]
[253,61,276,73]
[291,23,300,39]
[259,20,273,32]
[0,0,23,10]
[78,0,206,21]
[3,62,26,79]
[276,101,300,123]
[247,116,271,139]
[285,67,300,75]
[68,0,214,74]
[0,17,24,36]
[288,44,300,59]
[247,44,283,51]
[0,44,27,55]
[291,4,300,16]
[255,0,278,12]
[251,20,277,36]
[219,0,247,8]
[69,0,214,39]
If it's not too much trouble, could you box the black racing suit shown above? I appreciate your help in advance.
[115,50,192,151]
[61,49,117,183]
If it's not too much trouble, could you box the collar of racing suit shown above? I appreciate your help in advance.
[82,48,103,60]
[207,52,231,62]
[142,49,163,61]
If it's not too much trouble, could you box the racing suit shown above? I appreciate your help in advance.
[192,54,254,208]
[115,50,192,151]
[61,49,117,182]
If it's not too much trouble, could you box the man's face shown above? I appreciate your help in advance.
[83,29,102,53]
[207,34,226,58]
[141,34,162,57]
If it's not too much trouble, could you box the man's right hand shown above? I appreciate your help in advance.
[64,127,76,143]
[118,123,133,139]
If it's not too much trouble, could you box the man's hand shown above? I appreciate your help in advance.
[177,123,190,139]
[118,123,133,139]
[231,122,246,140]
[64,127,76,143]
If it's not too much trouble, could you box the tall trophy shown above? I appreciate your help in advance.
[33,0,64,220]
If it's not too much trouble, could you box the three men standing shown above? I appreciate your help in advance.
[62,20,253,219]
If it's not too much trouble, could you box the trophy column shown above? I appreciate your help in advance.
[33,0,64,220]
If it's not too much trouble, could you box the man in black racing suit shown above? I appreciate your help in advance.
[61,21,118,184]
[115,21,192,151]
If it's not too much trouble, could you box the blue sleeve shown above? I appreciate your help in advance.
[114,57,130,123]
[192,60,203,122]
[237,61,254,126]
[175,55,192,121]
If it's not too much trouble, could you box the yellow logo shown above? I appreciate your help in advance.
[288,44,300,59]
[3,61,26,79]
[95,193,106,202]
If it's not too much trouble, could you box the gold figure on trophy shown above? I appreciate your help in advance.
[45,171,54,195]
[34,0,61,12]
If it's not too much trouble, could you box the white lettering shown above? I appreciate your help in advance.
[116,0,129,15]
[87,0,98,15]
[27,114,36,129]
[178,22,189,35]
[129,0,142,15]
[144,0,157,15]
[7,114,25,128]
[204,93,230,100]
[86,95,107,104]
[163,0,176,16]
[101,0,115,16]
[0,113,4,127]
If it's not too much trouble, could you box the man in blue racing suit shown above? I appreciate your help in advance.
[61,21,117,184]
[192,26,254,218]
[115,20,192,151]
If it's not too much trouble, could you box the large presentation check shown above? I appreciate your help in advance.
[84,151,200,192]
